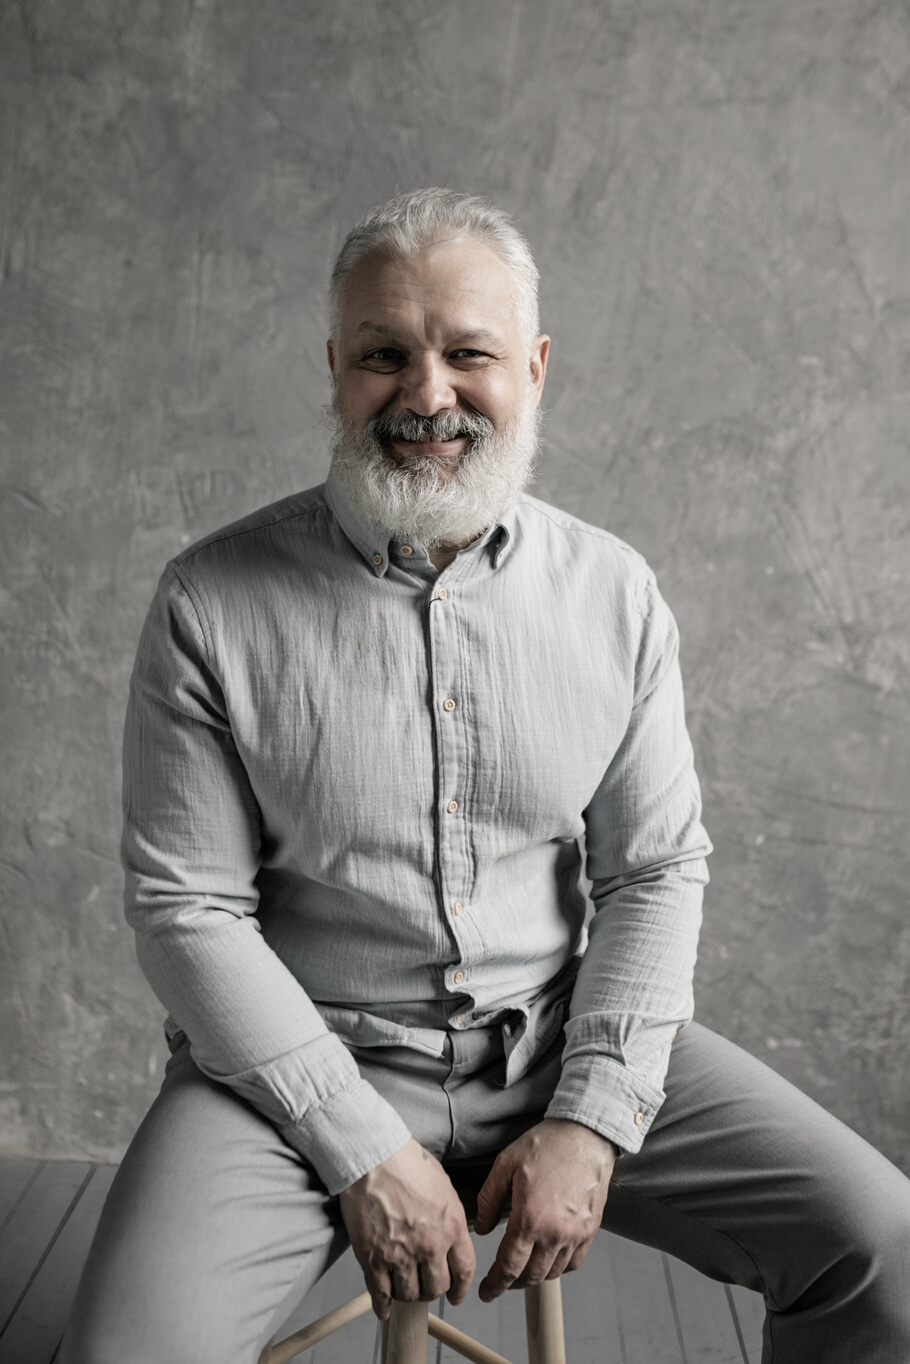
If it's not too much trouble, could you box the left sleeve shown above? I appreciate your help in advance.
[544,569,711,1154]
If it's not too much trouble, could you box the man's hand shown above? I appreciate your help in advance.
[338,1138,476,1321]
[473,1119,617,1301]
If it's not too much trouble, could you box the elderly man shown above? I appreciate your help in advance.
[62,189,910,1363]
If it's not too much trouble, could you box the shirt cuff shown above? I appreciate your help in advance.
[544,1053,665,1155]
[279,1077,412,1195]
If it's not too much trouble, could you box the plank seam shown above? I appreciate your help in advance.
[0,1160,45,1239]
[661,1253,689,1364]
[724,1283,750,1364]
[0,1165,97,1342]
[605,1240,629,1364]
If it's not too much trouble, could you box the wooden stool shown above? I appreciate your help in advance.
[258,1273,566,1364]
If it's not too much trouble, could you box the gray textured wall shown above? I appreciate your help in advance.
[2,0,908,1169]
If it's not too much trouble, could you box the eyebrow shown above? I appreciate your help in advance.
[353,322,505,346]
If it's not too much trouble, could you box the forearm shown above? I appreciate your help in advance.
[545,858,706,1152]
[129,895,412,1193]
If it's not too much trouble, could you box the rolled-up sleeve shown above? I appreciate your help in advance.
[545,570,711,1153]
[122,563,411,1194]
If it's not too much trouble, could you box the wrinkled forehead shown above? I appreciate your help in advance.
[338,237,525,342]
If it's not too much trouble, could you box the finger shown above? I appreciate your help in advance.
[566,1234,596,1273]
[390,1263,421,1303]
[370,1293,391,1321]
[478,1228,534,1302]
[512,1243,559,1288]
[474,1157,512,1235]
[362,1266,393,1321]
[545,1246,575,1280]
[446,1226,477,1306]
[418,1256,451,1302]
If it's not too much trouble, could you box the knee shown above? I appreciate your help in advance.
[806,1161,910,1335]
[854,1181,910,1325]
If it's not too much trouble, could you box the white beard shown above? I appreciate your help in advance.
[328,397,540,549]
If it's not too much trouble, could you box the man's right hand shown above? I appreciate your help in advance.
[338,1138,476,1320]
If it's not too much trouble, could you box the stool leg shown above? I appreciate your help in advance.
[524,1279,566,1364]
[382,1300,429,1364]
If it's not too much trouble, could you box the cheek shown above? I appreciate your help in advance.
[339,374,396,424]
[464,372,525,425]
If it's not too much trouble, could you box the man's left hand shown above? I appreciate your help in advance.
[473,1118,617,1301]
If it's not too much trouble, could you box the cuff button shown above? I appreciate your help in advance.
[633,1111,644,1126]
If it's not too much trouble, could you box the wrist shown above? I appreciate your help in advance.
[543,1116,619,1161]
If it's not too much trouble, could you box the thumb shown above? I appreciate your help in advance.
[473,1154,512,1235]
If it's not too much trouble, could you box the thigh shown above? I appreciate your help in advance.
[60,1038,348,1364]
[602,1022,910,1363]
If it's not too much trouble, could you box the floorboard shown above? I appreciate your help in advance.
[663,1255,748,1364]
[728,1284,765,1364]
[0,1162,42,1235]
[0,1164,117,1364]
[603,1235,686,1362]
[0,1162,96,1341]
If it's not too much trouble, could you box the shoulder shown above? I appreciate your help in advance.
[514,492,653,602]
[172,484,331,571]
[516,492,648,566]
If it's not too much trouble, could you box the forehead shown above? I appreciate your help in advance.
[339,237,522,341]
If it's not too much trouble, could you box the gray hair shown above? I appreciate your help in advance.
[328,187,540,347]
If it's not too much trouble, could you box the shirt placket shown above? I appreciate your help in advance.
[427,576,480,1031]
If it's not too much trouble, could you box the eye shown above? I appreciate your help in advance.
[362,348,406,370]
[449,348,488,361]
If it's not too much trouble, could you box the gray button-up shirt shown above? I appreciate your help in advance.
[122,467,711,1195]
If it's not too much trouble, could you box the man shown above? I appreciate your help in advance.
[62,189,910,1363]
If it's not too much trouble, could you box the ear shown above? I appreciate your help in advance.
[529,335,550,403]
[327,340,337,377]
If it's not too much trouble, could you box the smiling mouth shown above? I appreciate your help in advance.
[369,407,494,463]
[389,435,469,457]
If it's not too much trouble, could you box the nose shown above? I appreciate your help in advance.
[396,353,457,416]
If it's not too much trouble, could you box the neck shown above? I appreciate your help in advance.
[428,544,460,572]
[428,529,484,573]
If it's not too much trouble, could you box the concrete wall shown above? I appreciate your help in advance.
[2,0,908,1168]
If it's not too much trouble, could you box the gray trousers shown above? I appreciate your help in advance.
[60,1022,910,1364]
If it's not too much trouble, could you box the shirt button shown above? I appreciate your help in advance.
[633,1111,644,1126]
[372,553,383,566]
[503,1022,512,1038]
[400,544,413,555]
[446,800,458,814]
[438,588,448,600]
[453,970,465,985]
[455,1015,466,1026]
[453,901,463,916]
[443,698,456,712]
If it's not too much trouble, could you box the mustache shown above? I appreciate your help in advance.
[368,409,495,445]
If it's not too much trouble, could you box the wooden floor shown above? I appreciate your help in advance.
[0,1156,765,1363]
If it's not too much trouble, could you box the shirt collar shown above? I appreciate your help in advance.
[324,463,517,577]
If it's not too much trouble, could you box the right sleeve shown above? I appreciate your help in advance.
[121,562,412,1195]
